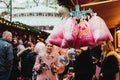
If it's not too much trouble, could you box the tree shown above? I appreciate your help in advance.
[33,0,39,6]
[0,0,10,17]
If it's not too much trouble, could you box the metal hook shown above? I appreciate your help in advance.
[61,0,95,20]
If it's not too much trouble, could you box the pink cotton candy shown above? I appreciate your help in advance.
[88,15,113,44]
[62,17,78,47]
[46,15,113,48]
[46,22,64,47]
[74,20,95,48]
[62,18,95,48]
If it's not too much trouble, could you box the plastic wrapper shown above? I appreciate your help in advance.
[46,15,113,48]
[88,15,113,44]
[46,21,64,47]
[74,20,95,48]
[62,17,78,48]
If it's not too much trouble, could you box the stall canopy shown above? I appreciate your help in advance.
[0,17,50,39]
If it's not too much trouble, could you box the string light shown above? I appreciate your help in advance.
[0,17,50,40]
[116,24,120,33]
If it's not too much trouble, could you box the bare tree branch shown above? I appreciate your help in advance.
[0,0,10,17]
[0,0,9,8]
[33,0,39,6]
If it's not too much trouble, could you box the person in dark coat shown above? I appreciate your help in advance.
[18,42,37,80]
[9,39,20,80]
[90,45,102,80]
[99,41,120,80]
[74,47,95,80]
[0,31,14,80]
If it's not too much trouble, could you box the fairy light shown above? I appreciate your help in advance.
[0,17,49,40]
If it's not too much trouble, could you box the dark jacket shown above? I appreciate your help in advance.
[0,38,14,73]
[74,48,95,80]
[100,52,119,80]
[20,49,37,77]
[9,47,20,80]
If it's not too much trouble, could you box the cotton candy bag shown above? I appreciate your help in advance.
[63,17,95,48]
[46,15,113,48]
[46,21,64,47]
[88,15,113,44]
[62,17,78,48]
[74,19,95,48]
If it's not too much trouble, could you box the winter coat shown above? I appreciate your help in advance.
[19,49,37,77]
[33,53,59,80]
[0,38,14,73]
[74,48,95,80]
[99,51,120,80]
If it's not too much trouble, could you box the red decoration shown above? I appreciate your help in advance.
[58,0,95,9]
[70,0,94,6]
[78,0,94,4]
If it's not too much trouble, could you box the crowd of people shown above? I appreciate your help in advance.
[0,30,120,80]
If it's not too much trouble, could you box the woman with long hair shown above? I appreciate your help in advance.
[99,41,120,80]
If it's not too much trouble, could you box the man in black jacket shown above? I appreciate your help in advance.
[0,31,14,80]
